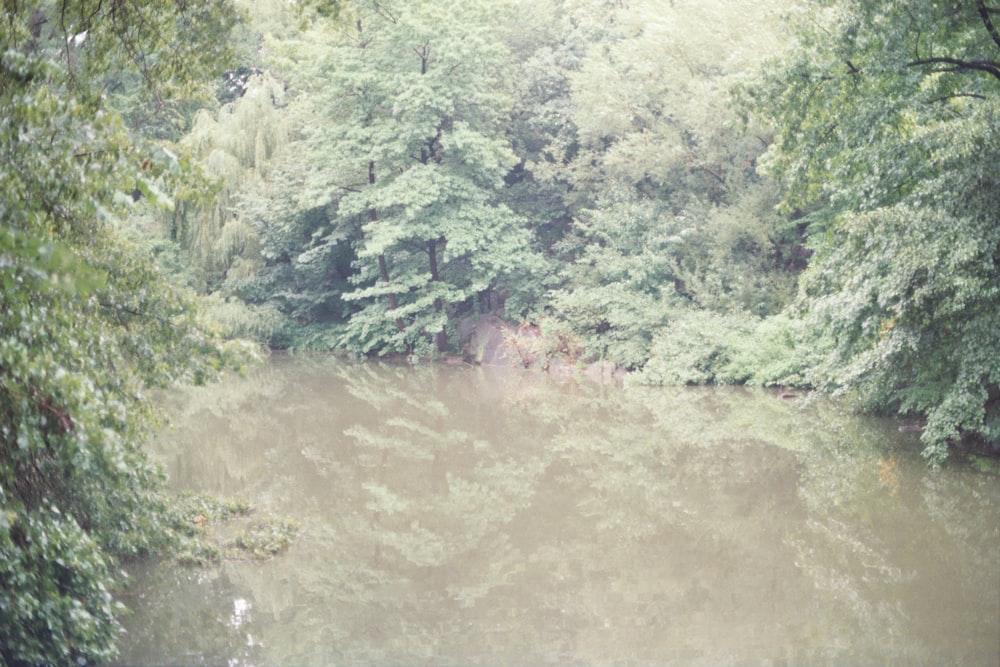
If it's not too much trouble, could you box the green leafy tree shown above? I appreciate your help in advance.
[289,0,540,356]
[548,189,683,369]
[498,0,621,248]
[531,0,801,369]
[163,71,290,291]
[746,0,1000,461]
[0,1,243,663]
[234,161,353,342]
[548,0,793,203]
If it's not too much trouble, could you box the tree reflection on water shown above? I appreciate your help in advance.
[117,354,1000,667]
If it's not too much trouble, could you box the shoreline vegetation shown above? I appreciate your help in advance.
[1,0,997,663]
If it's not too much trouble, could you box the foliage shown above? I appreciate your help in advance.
[0,497,120,666]
[550,183,805,371]
[669,189,804,316]
[553,0,794,204]
[153,0,804,366]
[636,310,759,386]
[0,1,245,664]
[163,72,290,292]
[746,0,1000,461]
[549,190,683,369]
[164,492,299,565]
[635,310,822,388]
[497,0,619,247]
[201,0,551,351]
[199,294,288,345]
[519,0,804,372]
[228,519,300,559]
[231,158,354,334]
[268,0,544,356]
[102,0,1000,466]
[33,0,239,141]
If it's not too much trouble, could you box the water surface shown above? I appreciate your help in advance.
[116,353,1000,666]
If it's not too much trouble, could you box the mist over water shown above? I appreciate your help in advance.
[116,353,1000,666]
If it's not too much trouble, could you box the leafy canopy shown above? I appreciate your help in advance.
[273,0,541,356]
[0,0,245,663]
[746,0,1000,461]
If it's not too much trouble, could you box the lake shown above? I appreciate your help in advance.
[114,352,1000,666]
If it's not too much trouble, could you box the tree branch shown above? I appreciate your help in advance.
[907,56,1000,81]
[925,92,987,103]
[692,164,726,185]
[978,1,1000,53]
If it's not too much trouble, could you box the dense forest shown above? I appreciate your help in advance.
[1,0,998,663]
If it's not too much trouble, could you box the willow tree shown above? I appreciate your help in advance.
[0,1,241,663]
[299,0,537,356]
[747,0,1000,460]
[163,72,290,290]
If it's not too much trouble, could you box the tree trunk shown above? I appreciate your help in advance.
[369,161,404,332]
[428,236,448,351]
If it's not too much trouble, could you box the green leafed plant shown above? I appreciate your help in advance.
[745,0,1000,461]
[0,1,250,663]
[282,0,543,356]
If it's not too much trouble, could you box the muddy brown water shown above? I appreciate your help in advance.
[114,353,1000,666]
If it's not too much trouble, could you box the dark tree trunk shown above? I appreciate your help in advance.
[428,236,448,351]
[369,161,404,332]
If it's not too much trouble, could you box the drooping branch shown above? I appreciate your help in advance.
[907,56,1000,81]
[978,1,1000,52]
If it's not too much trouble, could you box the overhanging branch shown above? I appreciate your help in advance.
[907,56,1000,81]
[978,1,1000,52]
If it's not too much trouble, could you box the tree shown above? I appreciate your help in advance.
[524,0,801,369]
[0,1,242,663]
[164,71,290,291]
[545,0,793,203]
[547,188,683,369]
[498,0,621,249]
[746,0,1000,461]
[289,0,540,356]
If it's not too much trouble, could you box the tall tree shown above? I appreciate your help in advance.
[0,1,241,663]
[548,0,793,203]
[531,0,801,366]
[746,0,1000,460]
[294,0,538,356]
[499,0,621,247]
[165,72,290,291]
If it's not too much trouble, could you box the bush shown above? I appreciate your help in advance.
[634,309,818,388]
[0,501,121,666]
